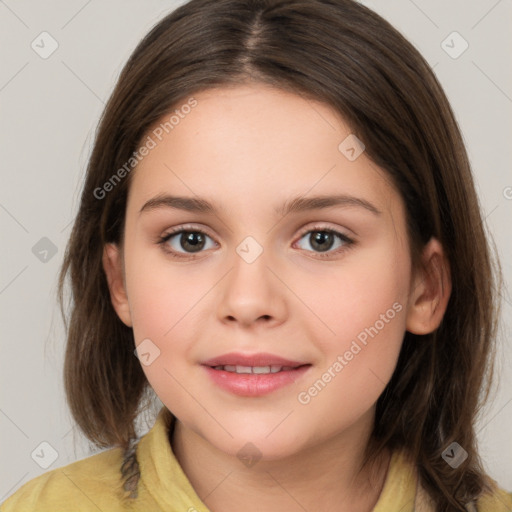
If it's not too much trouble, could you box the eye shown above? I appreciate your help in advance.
[294,226,354,258]
[157,224,355,260]
[158,227,217,258]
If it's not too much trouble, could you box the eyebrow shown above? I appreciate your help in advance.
[139,193,382,217]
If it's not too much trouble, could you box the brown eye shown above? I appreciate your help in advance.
[295,228,354,257]
[159,229,216,257]
[309,231,336,252]
[177,231,207,253]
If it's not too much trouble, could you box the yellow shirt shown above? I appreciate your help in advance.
[2,406,511,511]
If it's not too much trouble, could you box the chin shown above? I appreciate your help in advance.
[205,420,309,462]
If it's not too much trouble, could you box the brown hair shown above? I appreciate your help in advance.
[57,0,503,509]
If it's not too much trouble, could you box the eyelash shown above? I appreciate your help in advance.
[157,224,355,260]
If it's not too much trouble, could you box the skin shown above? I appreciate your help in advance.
[103,83,451,512]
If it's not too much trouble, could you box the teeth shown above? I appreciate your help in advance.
[252,366,271,374]
[235,365,252,374]
[213,365,296,374]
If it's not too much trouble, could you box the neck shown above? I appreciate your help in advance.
[170,411,390,512]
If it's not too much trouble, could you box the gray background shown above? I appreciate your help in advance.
[1,0,511,502]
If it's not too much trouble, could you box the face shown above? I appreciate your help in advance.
[105,83,437,461]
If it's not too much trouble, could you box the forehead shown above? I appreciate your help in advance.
[127,83,401,220]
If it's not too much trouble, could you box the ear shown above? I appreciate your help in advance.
[102,243,132,327]
[406,237,452,335]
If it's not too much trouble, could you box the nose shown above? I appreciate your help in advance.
[216,246,287,329]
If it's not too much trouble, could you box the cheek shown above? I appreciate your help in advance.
[127,269,195,412]
[294,246,409,411]
[296,239,410,352]
[123,247,192,375]
[126,246,206,340]
[296,302,406,428]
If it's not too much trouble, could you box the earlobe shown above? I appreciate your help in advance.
[405,238,452,335]
[102,243,133,327]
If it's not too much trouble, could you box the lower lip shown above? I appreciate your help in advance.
[202,365,312,397]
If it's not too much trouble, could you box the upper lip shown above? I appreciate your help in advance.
[201,352,309,368]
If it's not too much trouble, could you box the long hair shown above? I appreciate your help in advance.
[57,1,503,509]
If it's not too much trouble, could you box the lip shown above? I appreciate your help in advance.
[201,352,308,368]
[201,352,312,397]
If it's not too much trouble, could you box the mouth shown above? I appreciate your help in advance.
[209,364,306,374]
[201,352,312,396]
[201,352,309,368]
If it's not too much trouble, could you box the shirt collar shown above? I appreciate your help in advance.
[138,405,418,512]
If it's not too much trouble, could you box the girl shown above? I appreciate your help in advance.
[2,0,510,511]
